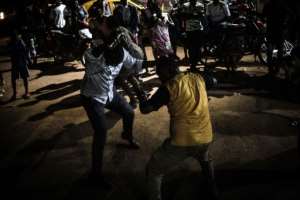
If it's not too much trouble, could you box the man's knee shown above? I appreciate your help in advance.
[125,107,135,119]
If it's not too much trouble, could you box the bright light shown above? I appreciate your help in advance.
[0,12,5,20]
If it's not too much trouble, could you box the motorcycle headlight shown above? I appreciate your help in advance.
[0,12,5,20]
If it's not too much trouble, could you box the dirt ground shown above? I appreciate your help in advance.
[0,47,299,200]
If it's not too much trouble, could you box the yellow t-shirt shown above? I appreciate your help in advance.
[165,72,213,146]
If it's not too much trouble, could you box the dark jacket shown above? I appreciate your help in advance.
[113,4,139,34]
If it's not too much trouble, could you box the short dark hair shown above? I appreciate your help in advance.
[104,45,124,66]
[156,57,179,80]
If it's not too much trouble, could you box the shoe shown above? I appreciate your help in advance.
[121,132,140,149]
[127,138,140,149]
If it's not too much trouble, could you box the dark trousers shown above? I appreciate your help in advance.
[266,29,284,75]
[147,139,218,200]
[187,30,203,70]
[81,93,134,175]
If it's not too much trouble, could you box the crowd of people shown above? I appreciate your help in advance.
[2,0,300,199]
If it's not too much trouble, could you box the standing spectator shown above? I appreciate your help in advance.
[9,32,31,101]
[165,0,182,60]
[138,57,218,200]
[151,18,174,59]
[145,0,174,59]
[113,0,139,40]
[49,0,69,30]
[182,0,205,71]
[263,0,288,76]
[89,0,112,18]
[206,0,231,27]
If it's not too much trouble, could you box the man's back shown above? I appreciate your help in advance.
[165,72,213,146]
[51,4,67,29]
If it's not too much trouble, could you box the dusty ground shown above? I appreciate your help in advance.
[0,47,299,200]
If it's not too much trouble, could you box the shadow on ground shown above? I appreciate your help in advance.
[30,61,84,79]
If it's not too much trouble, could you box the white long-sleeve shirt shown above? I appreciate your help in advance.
[81,48,142,104]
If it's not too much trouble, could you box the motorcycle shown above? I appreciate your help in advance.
[200,21,246,71]
[47,27,92,63]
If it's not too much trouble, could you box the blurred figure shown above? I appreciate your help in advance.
[89,0,112,18]
[49,0,69,30]
[145,0,175,59]
[113,0,139,39]
[9,32,31,101]
[151,18,174,59]
[182,0,205,70]
[206,0,231,26]
[138,57,218,200]
[263,0,288,76]
[73,0,89,29]
[0,72,5,97]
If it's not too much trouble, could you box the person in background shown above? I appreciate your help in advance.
[9,31,31,101]
[263,0,288,76]
[182,0,205,71]
[164,0,182,60]
[71,0,89,29]
[89,0,112,19]
[0,72,5,97]
[145,0,175,59]
[206,0,231,26]
[138,57,218,200]
[49,0,70,30]
[113,0,139,41]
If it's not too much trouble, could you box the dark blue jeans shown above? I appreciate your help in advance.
[81,92,134,175]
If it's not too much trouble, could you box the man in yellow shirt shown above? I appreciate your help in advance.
[139,57,218,200]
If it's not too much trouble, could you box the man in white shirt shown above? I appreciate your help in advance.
[206,0,231,26]
[81,41,142,187]
[49,0,69,29]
